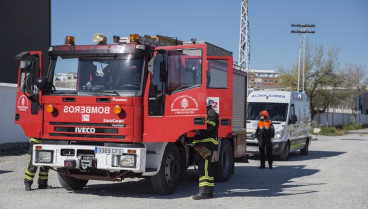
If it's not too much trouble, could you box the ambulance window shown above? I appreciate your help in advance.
[207,60,228,88]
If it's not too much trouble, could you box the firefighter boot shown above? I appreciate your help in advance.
[259,165,265,169]
[38,179,51,189]
[192,193,213,200]
[269,164,273,169]
[25,182,32,191]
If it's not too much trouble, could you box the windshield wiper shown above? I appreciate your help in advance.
[79,90,120,96]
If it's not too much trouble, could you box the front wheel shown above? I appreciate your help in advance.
[57,168,88,190]
[213,140,234,182]
[151,143,182,195]
[280,142,290,161]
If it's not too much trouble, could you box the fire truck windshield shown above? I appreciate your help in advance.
[51,55,144,96]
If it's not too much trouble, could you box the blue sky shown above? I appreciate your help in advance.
[52,0,368,72]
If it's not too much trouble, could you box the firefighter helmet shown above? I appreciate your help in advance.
[259,110,269,117]
[207,99,215,107]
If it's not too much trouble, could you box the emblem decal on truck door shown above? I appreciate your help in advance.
[17,95,29,111]
[170,95,199,115]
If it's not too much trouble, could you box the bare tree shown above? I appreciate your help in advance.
[278,44,344,122]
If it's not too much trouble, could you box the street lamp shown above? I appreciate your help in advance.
[291,24,315,92]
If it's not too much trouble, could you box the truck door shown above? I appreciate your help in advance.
[143,45,207,142]
[14,51,44,138]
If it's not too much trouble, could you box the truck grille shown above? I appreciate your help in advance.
[48,122,125,139]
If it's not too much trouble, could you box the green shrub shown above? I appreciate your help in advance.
[319,127,345,136]
[342,123,363,130]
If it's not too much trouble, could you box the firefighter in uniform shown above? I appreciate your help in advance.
[255,110,275,169]
[192,99,219,200]
[24,137,50,191]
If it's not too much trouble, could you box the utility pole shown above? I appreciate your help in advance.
[238,0,250,94]
[239,0,250,72]
[291,24,315,92]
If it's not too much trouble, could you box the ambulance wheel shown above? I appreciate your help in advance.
[151,143,182,195]
[280,142,290,161]
[300,138,309,155]
[213,140,234,182]
[57,168,88,190]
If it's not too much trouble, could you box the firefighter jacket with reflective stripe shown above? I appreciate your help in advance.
[196,106,219,141]
[255,119,275,141]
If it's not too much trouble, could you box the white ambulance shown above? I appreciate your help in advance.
[246,90,312,160]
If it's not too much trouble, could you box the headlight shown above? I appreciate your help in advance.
[36,151,53,163]
[274,130,283,139]
[112,154,136,167]
[119,154,136,167]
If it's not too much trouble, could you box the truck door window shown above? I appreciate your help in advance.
[148,53,165,116]
[167,49,202,94]
[207,60,228,88]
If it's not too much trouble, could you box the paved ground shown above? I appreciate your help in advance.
[1,129,368,209]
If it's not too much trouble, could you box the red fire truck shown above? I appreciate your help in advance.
[14,34,247,194]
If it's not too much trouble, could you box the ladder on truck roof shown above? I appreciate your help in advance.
[139,34,233,57]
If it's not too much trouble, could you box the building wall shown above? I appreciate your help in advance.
[0,84,27,143]
[0,0,50,83]
[248,70,280,89]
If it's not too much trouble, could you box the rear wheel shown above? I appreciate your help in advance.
[57,168,88,190]
[280,142,290,161]
[213,140,234,182]
[151,143,182,195]
[300,138,309,155]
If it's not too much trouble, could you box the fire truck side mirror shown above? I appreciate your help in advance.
[156,49,167,82]
[35,77,48,91]
[159,61,166,82]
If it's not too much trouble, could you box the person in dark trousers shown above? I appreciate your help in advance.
[24,137,50,191]
[255,110,275,169]
[192,99,219,200]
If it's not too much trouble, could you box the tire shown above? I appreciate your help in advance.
[151,143,182,195]
[213,140,234,182]
[280,142,290,161]
[300,138,309,155]
[57,168,88,191]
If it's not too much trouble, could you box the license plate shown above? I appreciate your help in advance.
[95,147,124,155]
[246,146,259,152]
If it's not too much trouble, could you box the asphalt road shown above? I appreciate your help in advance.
[1,129,368,209]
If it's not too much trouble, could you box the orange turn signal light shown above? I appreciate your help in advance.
[46,104,54,113]
[113,105,122,115]
[127,149,136,154]
[35,146,42,150]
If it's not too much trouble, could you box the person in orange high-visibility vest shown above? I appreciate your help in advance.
[255,110,275,169]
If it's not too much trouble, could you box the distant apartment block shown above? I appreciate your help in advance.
[248,69,280,89]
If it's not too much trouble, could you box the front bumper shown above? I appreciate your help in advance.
[246,139,286,155]
[32,144,146,173]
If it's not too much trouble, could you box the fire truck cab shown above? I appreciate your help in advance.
[15,34,247,194]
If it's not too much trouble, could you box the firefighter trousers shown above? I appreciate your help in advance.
[24,138,49,186]
[193,138,218,194]
[259,139,273,166]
